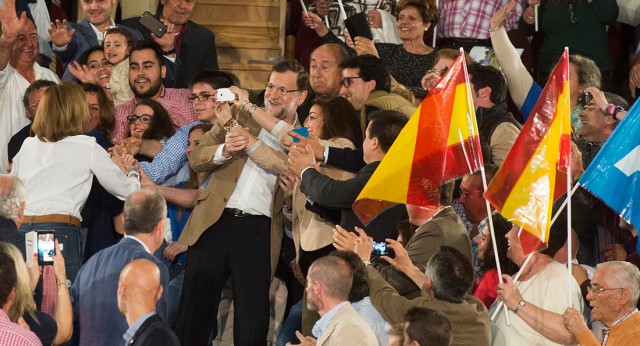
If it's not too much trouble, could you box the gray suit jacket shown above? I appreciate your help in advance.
[373,207,471,298]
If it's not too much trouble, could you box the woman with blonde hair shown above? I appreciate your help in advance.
[10,82,140,281]
[0,241,72,345]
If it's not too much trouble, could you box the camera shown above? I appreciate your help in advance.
[578,92,593,107]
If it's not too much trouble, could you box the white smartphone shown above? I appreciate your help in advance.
[216,88,235,102]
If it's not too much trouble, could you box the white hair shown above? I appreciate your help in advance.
[0,175,27,221]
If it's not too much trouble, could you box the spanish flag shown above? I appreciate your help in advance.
[353,52,483,225]
[484,50,571,254]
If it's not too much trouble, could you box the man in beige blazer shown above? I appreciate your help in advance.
[287,256,378,346]
[174,60,309,345]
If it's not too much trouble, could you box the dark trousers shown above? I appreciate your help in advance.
[175,213,271,346]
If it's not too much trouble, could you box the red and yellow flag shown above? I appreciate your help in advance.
[484,50,571,254]
[353,52,483,225]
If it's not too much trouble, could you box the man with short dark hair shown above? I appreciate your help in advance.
[0,250,41,345]
[467,63,521,167]
[458,165,498,238]
[112,41,197,142]
[339,55,415,131]
[403,307,452,346]
[354,245,489,346]
[7,80,56,165]
[71,190,170,346]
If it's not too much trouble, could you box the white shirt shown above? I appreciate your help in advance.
[11,135,140,219]
[0,63,59,173]
[213,128,280,217]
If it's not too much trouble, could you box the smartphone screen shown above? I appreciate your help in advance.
[37,231,55,265]
[372,241,387,256]
[292,127,309,143]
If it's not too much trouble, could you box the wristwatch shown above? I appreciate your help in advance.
[246,103,258,117]
[513,300,526,313]
[58,279,71,289]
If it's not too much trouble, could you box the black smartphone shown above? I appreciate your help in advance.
[344,12,373,43]
[37,231,56,265]
[372,241,388,256]
[139,11,166,38]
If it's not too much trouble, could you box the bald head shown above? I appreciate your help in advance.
[118,259,162,318]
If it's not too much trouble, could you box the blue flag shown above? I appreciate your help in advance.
[579,99,640,251]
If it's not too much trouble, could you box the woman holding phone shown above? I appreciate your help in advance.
[11,82,140,281]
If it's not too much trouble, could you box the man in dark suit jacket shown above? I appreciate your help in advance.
[289,110,410,242]
[49,0,142,81]
[118,259,179,346]
[121,0,218,88]
[70,190,170,346]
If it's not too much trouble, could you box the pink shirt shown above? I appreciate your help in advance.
[0,310,42,346]
[437,0,525,40]
[112,87,197,142]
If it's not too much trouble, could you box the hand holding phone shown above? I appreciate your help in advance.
[292,127,309,143]
[139,11,167,38]
[216,88,236,102]
[37,231,56,265]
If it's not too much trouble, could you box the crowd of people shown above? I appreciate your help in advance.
[1,0,640,345]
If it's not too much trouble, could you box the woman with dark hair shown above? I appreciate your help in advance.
[492,217,583,345]
[69,46,112,102]
[127,99,175,162]
[473,213,518,308]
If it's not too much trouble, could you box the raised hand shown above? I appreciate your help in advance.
[151,19,176,53]
[0,0,27,44]
[68,61,99,84]
[490,0,516,31]
[48,19,75,47]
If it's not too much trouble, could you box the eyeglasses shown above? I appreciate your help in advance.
[588,285,626,296]
[460,189,482,198]
[127,114,152,124]
[341,76,363,88]
[27,102,40,111]
[265,83,302,95]
[187,92,212,103]
[426,66,449,77]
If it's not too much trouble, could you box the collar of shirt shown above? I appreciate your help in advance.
[613,308,638,327]
[311,301,349,339]
[123,312,156,345]
[124,235,151,253]
[89,19,116,44]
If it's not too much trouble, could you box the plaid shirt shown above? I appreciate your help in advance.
[138,121,205,184]
[112,87,197,142]
[0,310,42,346]
[437,0,526,40]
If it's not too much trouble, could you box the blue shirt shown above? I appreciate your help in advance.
[352,297,390,346]
[312,301,349,339]
[123,312,156,345]
[139,121,205,184]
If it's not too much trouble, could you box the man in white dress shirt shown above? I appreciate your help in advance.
[0,0,59,173]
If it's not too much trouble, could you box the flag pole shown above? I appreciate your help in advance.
[564,47,573,307]
[549,183,579,226]
[335,0,347,20]
[432,0,438,48]
[490,249,534,321]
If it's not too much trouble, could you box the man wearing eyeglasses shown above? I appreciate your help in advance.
[7,80,56,169]
[338,54,415,133]
[174,60,308,345]
[563,261,640,345]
